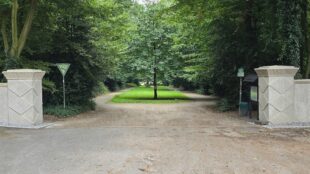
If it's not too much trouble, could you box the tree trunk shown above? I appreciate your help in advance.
[1,0,37,60]
[9,0,19,58]
[303,0,310,78]
[306,43,310,78]
[1,17,9,56]
[17,0,37,57]
[301,0,308,78]
[244,0,257,67]
[153,67,158,100]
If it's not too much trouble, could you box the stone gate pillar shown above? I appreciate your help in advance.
[3,69,45,127]
[255,66,298,125]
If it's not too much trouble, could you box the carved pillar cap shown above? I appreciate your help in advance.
[255,65,299,77]
[3,69,45,80]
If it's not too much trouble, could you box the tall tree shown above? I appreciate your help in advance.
[0,0,38,64]
[125,2,176,99]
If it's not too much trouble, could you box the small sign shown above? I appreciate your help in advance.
[56,63,71,109]
[250,86,258,102]
[56,63,71,77]
[237,68,245,77]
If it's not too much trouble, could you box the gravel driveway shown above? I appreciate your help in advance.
[0,92,310,174]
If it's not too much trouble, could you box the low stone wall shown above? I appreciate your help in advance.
[0,69,45,128]
[0,83,8,124]
[255,66,310,125]
[295,80,310,122]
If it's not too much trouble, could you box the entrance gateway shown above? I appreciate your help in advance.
[255,65,310,125]
[0,69,45,128]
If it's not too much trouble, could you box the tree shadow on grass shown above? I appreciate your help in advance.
[121,97,190,101]
[157,88,175,91]
[119,96,219,102]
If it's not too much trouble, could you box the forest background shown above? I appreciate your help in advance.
[0,0,309,113]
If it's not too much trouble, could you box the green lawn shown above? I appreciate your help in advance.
[111,86,189,104]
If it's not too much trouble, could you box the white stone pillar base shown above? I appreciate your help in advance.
[255,66,298,125]
[3,69,45,127]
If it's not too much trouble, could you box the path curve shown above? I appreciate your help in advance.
[0,91,310,174]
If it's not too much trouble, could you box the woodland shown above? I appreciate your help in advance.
[0,0,309,113]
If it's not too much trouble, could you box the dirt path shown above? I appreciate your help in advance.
[1,91,310,174]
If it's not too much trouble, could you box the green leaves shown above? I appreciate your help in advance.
[0,0,11,7]
[1,0,306,109]
[169,0,307,107]
[4,0,136,106]
[123,2,178,83]
[276,0,303,66]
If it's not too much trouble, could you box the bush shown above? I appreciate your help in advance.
[104,78,124,91]
[0,58,5,82]
[195,88,205,95]
[172,77,197,91]
[93,82,109,96]
[44,101,96,117]
[217,98,236,112]
[126,82,138,88]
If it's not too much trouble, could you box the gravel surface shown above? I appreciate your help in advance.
[0,91,310,174]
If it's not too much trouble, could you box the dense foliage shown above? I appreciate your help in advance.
[0,0,132,112]
[1,0,310,113]
[167,0,310,108]
[123,1,178,98]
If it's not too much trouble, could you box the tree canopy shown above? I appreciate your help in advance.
[1,0,309,111]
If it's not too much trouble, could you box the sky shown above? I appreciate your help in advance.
[135,0,159,5]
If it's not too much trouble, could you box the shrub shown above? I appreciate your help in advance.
[172,77,197,91]
[126,83,138,88]
[93,82,110,96]
[195,88,205,95]
[217,98,236,112]
[104,78,124,91]
[44,100,96,117]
